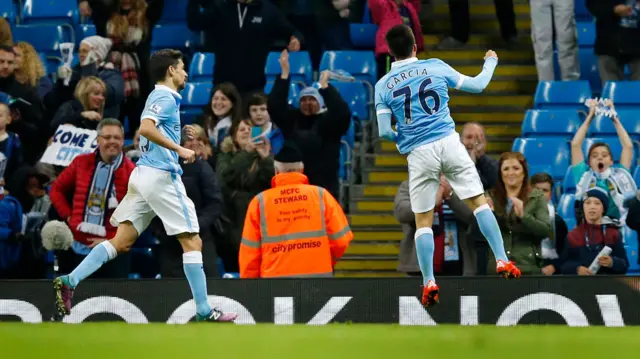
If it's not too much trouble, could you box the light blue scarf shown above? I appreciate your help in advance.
[77,153,123,237]
[576,166,637,222]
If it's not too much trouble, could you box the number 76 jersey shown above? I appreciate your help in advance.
[375,58,460,155]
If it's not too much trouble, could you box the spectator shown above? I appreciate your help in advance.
[246,92,284,155]
[571,100,636,221]
[46,36,124,122]
[239,141,353,278]
[186,0,302,96]
[530,172,568,275]
[470,152,551,275]
[151,127,224,279]
[124,128,141,162]
[530,0,580,81]
[49,118,135,279]
[625,190,640,232]
[443,190,477,276]
[438,0,517,49]
[79,0,164,132]
[274,0,356,68]
[587,0,640,82]
[0,103,23,180]
[268,50,351,200]
[12,42,54,99]
[6,166,50,218]
[394,178,448,277]
[561,187,629,275]
[0,45,45,164]
[0,18,11,46]
[0,165,26,279]
[461,122,499,190]
[369,0,424,79]
[215,119,274,273]
[51,76,107,131]
[182,124,215,169]
[196,83,243,149]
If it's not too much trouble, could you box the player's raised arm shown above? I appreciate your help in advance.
[443,50,498,93]
[375,84,398,142]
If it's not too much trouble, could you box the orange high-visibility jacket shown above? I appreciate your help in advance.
[239,172,353,278]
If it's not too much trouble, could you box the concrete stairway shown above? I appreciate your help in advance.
[334,0,536,277]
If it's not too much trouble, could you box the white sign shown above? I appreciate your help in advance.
[40,125,98,166]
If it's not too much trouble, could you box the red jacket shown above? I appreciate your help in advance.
[369,0,424,57]
[50,152,135,246]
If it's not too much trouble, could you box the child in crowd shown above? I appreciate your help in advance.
[246,93,283,155]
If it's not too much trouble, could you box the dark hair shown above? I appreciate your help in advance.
[247,92,268,108]
[149,49,183,84]
[202,82,242,136]
[385,24,415,59]
[530,172,554,188]
[587,142,612,161]
[492,152,530,211]
[0,44,15,55]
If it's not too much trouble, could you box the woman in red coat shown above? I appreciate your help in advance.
[369,0,424,79]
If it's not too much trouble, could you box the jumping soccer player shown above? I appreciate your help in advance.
[375,24,521,308]
[52,49,237,323]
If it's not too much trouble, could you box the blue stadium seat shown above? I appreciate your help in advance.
[21,0,80,25]
[577,21,595,47]
[264,81,303,107]
[590,110,640,139]
[601,81,640,107]
[151,24,192,52]
[583,137,637,171]
[329,81,369,122]
[521,109,582,137]
[1,1,17,25]
[562,165,577,194]
[574,0,591,20]
[533,81,592,109]
[339,119,356,181]
[512,137,571,180]
[37,51,63,76]
[579,48,601,94]
[78,24,96,40]
[180,82,212,124]
[557,193,577,230]
[363,1,373,23]
[12,24,72,57]
[622,226,640,273]
[634,166,640,184]
[350,24,377,49]
[265,51,312,85]
[189,52,214,82]
[320,51,377,87]
[159,0,187,23]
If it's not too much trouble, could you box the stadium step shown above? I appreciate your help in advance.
[431,2,531,17]
[351,185,399,199]
[334,270,405,278]
[419,50,534,65]
[423,34,533,50]
[428,18,531,34]
[375,140,514,156]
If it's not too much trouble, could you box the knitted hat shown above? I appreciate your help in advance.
[299,87,326,110]
[584,187,609,214]
[274,141,303,163]
[80,36,113,62]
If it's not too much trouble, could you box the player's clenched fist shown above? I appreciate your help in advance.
[178,147,196,164]
[484,50,498,61]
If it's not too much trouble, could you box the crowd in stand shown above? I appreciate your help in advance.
[1,0,640,280]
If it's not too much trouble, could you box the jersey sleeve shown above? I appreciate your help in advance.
[140,94,176,125]
[436,58,498,93]
[374,82,397,142]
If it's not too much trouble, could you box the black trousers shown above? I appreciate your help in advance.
[448,0,517,42]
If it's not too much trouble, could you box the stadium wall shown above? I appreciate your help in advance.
[1,277,639,326]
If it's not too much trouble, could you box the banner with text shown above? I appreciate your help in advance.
[40,125,98,166]
[1,277,639,326]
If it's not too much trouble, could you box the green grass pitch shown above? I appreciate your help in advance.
[0,323,638,358]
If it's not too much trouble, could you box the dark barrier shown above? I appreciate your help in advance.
[1,277,640,326]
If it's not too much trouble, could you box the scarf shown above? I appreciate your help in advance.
[107,22,142,98]
[576,165,637,222]
[77,153,123,237]
[541,203,558,260]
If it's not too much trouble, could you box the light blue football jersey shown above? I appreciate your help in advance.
[137,85,183,175]
[375,57,496,154]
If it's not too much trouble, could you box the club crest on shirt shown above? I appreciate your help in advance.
[149,104,162,115]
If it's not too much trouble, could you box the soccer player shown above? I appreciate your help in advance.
[52,49,237,323]
[375,25,521,308]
